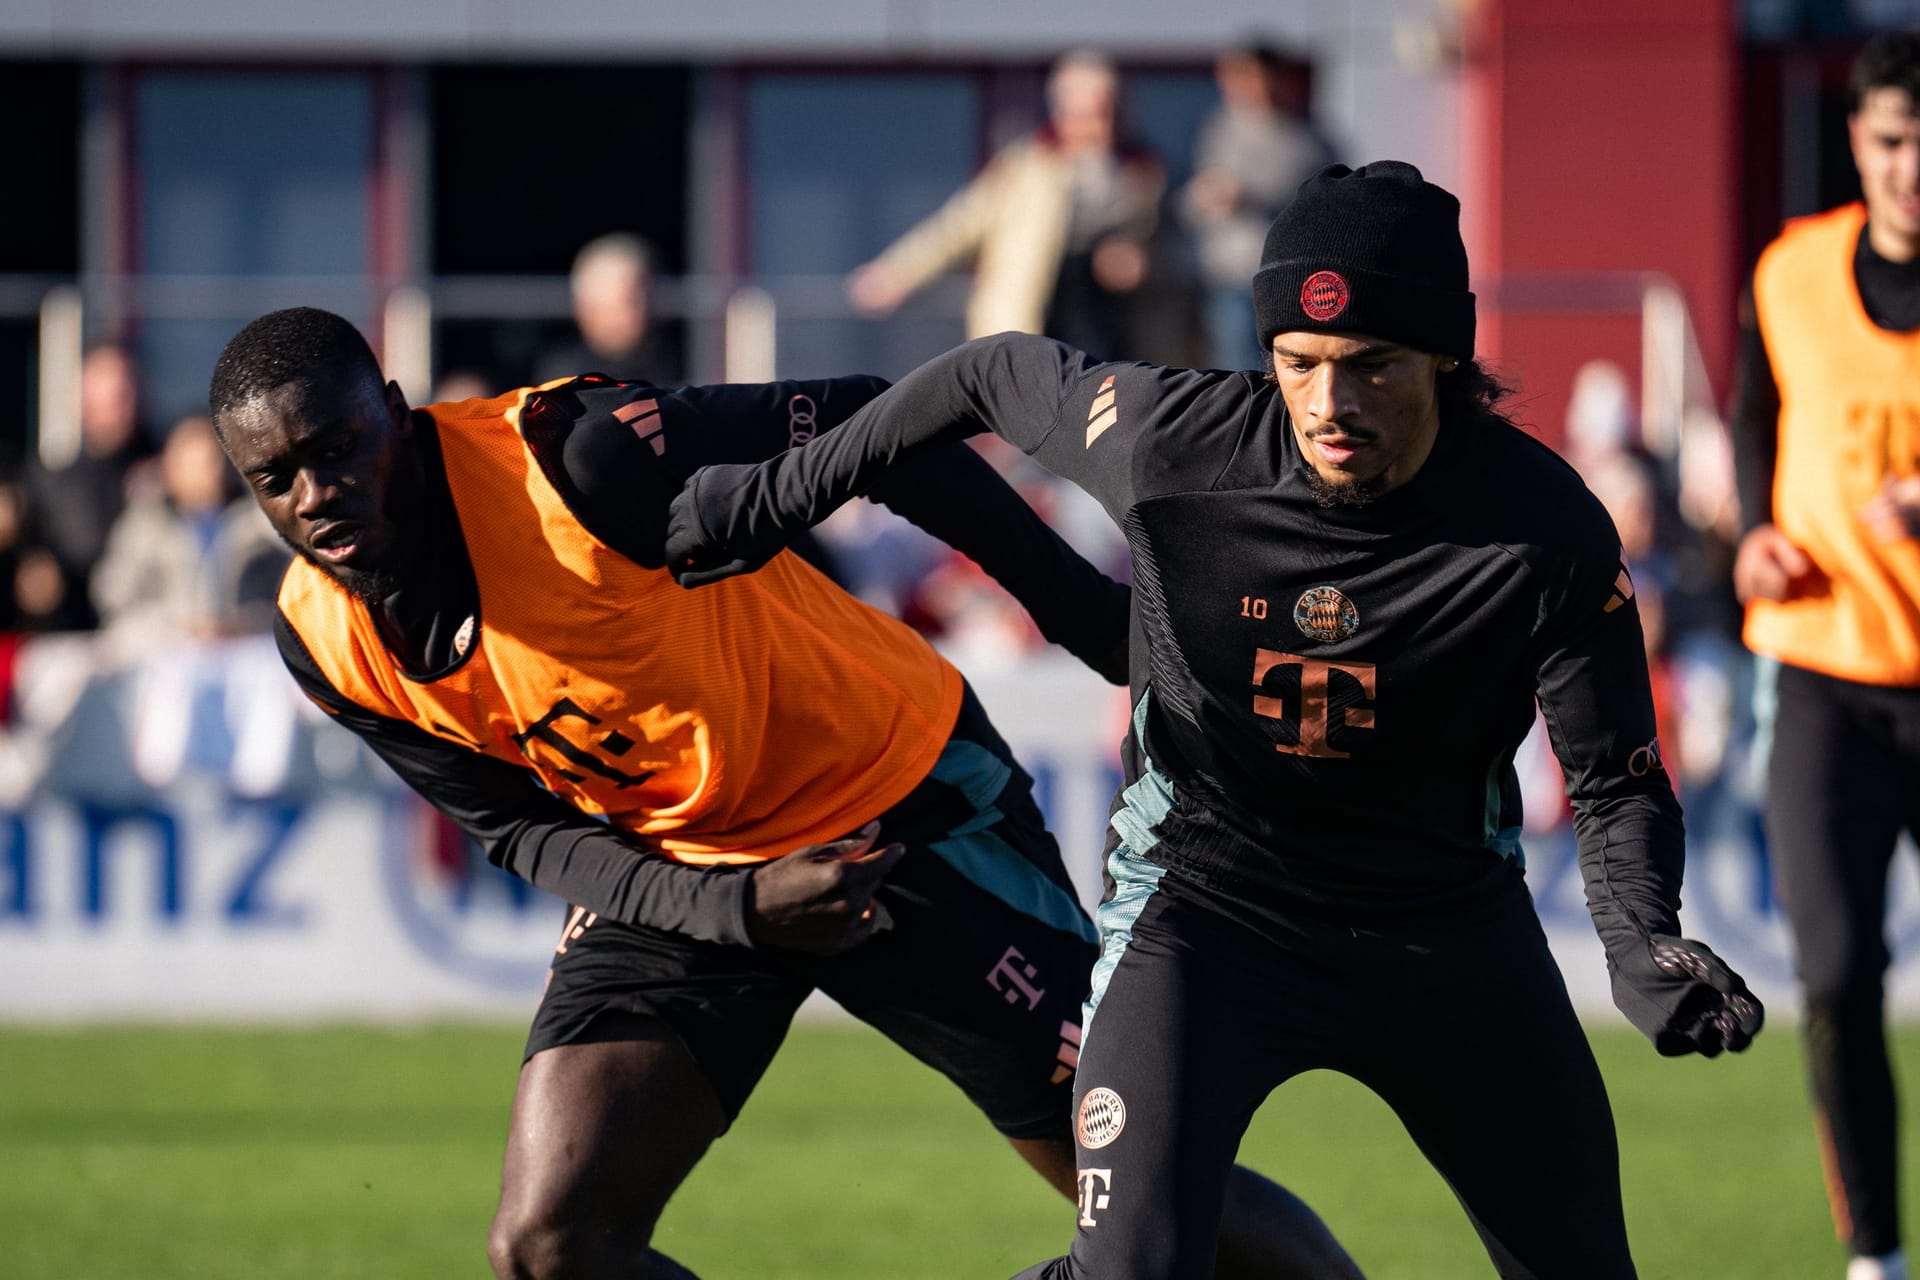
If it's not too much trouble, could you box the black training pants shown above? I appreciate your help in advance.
[1013,846,1635,1280]
[1768,662,1920,1258]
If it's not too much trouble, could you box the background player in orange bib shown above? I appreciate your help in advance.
[1731,32,1920,1280]
[207,307,1359,1280]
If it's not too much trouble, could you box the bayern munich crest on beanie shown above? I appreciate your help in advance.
[1299,271,1350,322]
[1252,161,1476,359]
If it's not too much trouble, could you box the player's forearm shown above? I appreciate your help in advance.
[336,694,758,946]
[866,443,1129,674]
[484,816,756,946]
[671,335,1071,573]
[1569,792,1686,948]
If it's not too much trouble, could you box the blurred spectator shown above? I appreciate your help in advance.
[846,50,1164,361]
[1585,449,1676,731]
[1179,41,1336,369]
[433,369,496,404]
[19,343,156,631]
[0,472,25,636]
[90,414,289,645]
[532,232,683,386]
[1561,358,1637,473]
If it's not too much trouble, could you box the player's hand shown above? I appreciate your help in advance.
[745,822,907,954]
[846,262,911,316]
[1861,476,1920,543]
[1091,236,1149,294]
[1607,935,1764,1058]
[665,463,787,587]
[1731,522,1811,603]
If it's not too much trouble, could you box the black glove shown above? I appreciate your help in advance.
[665,463,792,587]
[1608,935,1764,1058]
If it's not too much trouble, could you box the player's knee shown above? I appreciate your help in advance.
[1799,950,1888,1013]
[487,1201,653,1280]
[1217,1166,1364,1280]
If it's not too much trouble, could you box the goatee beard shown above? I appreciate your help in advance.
[329,560,408,606]
[287,538,410,606]
[1307,471,1387,509]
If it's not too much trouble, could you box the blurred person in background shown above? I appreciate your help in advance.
[20,343,155,631]
[1730,32,1920,1280]
[0,472,27,719]
[846,50,1164,363]
[1180,41,1336,370]
[669,160,1764,1280]
[0,471,25,635]
[90,414,294,790]
[433,368,498,405]
[532,232,683,387]
[91,414,289,644]
[208,307,1359,1280]
[1584,450,1676,748]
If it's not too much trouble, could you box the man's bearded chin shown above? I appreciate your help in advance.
[1307,470,1387,510]
[322,556,408,606]
[283,535,411,606]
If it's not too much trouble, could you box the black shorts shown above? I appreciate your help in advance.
[525,684,1100,1139]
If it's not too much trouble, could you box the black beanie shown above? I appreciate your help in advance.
[1251,161,1475,360]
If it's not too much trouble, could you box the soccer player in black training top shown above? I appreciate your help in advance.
[209,309,1360,1280]
[666,162,1766,1279]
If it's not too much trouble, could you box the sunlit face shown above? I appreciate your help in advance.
[574,258,649,355]
[1850,86,1920,262]
[1049,65,1117,152]
[219,374,414,602]
[1270,331,1449,505]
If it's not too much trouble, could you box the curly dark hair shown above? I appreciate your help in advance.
[207,307,381,436]
[1851,31,1920,112]
[1436,357,1521,432]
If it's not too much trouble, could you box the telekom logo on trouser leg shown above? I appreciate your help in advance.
[1077,1169,1113,1227]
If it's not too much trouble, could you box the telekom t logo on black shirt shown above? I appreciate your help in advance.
[1251,650,1377,759]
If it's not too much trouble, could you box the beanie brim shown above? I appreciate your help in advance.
[1253,261,1476,361]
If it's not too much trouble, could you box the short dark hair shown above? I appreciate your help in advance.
[208,307,382,431]
[1850,31,1920,112]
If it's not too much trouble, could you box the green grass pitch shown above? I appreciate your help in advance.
[0,1020,1907,1278]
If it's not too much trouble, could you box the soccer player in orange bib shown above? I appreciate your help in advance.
[1731,33,1920,1280]
[207,307,1359,1280]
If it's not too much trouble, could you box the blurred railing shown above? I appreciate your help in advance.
[3,269,1713,465]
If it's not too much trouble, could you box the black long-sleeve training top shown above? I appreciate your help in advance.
[275,374,1130,946]
[673,334,1687,948]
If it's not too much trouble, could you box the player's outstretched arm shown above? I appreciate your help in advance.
[1533,515,1763,1058]
[665,333,1096,586]
[603,369,1128,681]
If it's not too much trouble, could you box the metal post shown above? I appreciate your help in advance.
[725,286,777,384]
[382,285,434,403]
[37,285,85,469]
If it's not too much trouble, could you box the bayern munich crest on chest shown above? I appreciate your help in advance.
[1294,586,1359,642]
